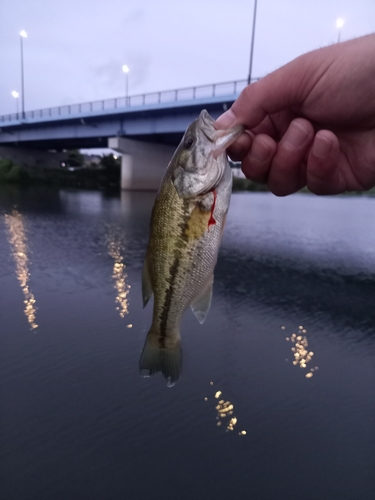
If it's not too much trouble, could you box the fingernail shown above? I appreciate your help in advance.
[250,139,270,162]
[215,109,236,129]
[313,135,333,157]
[284,122,310,149]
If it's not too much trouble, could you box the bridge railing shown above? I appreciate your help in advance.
[0,78,257,124]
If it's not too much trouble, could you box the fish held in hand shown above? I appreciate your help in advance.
[140,110,243,385]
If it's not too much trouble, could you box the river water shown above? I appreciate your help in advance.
[0,186,374,500]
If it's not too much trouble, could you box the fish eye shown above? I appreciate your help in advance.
[184,137,195,149]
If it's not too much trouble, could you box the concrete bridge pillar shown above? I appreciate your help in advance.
[108,137,176,191]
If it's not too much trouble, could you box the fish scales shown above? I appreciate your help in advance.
[148,172,227,335]
[139,110,243,385]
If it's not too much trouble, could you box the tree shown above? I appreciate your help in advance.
[67,150,84,167]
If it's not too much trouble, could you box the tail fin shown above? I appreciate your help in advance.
[139,331,182,386]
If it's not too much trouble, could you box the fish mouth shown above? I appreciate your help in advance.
[173,110,243,199]
[198,110,216,142]
[198,109,244,156]
[211,126,244,158]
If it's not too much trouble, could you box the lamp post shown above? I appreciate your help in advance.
[336,18,344,43]
[12,91,19,116]
[247,0,258,85]
[122,65,130,106]
[20,30,27,118]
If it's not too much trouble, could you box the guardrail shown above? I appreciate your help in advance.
[0,78,257,124]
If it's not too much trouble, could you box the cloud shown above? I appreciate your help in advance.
[90,51,152,96]
[123,8,144,24]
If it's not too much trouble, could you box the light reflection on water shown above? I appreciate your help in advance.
[4,210,38,330]
[204,382,247,436]
[284,325,318,378]
[105,226,131,320]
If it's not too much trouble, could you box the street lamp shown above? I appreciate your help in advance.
[247,0,258,85]
[122,65,130,106]
[12,91,19,115]
[20,30,27,118]
[336,18,344,43]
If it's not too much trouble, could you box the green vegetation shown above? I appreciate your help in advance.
[0,154,120,189]
[229,162,375,195]
[231,175,375,195]
[0,159,30,184]
[229,161,269,192]
[232,176,269,192]
[2,155,375,195]
[100,153,121,170]
[67,149,84,167]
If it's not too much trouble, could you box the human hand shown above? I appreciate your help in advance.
[215,34,375,195]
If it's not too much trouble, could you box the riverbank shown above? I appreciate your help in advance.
[1,158,375,195]
[232,176,269,192]
[0,158,120,190]
[232,174,375,196]
[0,158,271,192]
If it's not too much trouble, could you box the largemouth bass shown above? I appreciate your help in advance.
[140,109,243,385]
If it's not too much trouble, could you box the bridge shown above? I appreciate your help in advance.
[0,79,250,189]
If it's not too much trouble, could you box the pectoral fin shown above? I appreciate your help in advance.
[190,276,213,324]
[142,259,153,308]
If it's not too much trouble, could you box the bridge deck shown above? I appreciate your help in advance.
[0,79,250,126]
[0,79,254,149]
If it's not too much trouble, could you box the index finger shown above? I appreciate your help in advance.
[215,53,315,130]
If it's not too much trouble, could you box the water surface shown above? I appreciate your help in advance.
[1,186,374,500]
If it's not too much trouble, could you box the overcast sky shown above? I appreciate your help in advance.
[1,0,375,115]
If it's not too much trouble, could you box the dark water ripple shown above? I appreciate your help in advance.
[0,186,374,500]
